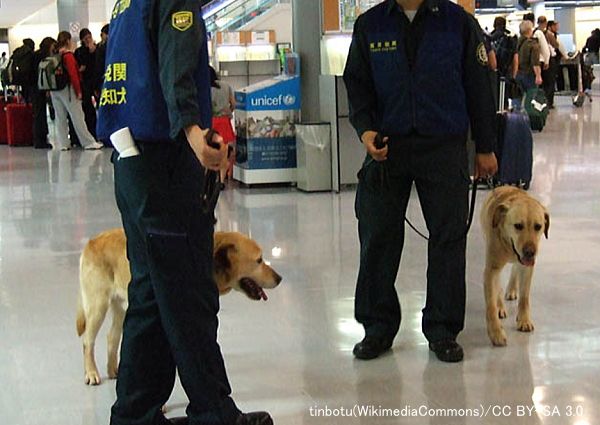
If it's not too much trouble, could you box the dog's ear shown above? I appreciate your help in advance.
[544,212,550,239]
[214,244,235,274]
[492,204,509,228]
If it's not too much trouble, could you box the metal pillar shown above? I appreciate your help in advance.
[292,0,322,122]
[57,0,90,43]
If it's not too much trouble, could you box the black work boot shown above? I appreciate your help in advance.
[353,336,393,360]
[428,339,464,363]
[235,412,274,425]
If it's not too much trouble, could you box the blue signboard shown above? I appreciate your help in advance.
[236,76,301,111]
[235,76,301,172]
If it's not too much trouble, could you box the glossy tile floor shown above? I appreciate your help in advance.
[1,93,600,425]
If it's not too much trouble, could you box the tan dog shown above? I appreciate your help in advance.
[480,187,549,346]
[76,228,282,385]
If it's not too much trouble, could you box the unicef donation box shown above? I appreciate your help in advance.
[233,76,301,184]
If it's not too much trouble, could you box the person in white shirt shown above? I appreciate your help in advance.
[0,52,8,91]
[524,14,551,70]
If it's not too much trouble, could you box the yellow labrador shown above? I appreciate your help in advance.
[480,187,549,346]
[77,228,282,385]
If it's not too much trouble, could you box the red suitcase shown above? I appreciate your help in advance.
[0,98,7,145]
[6,103,33,147]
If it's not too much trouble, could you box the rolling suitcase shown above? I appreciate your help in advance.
[523,87,549,131]
[6,103,33,147]
[496,78,534,190]
[0,97,7,144]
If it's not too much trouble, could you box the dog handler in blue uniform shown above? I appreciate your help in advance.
[97,1,273,424]
[344,0,498,363]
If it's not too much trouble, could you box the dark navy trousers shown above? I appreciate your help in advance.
[110,138,240,425]
[354,136,470,344]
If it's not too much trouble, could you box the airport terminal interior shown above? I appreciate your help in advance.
[1,0,600,424]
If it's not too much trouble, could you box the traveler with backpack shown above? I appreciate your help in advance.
[516,20,542,94]
[2,39,35,102]
[32,37,56,149]
[524,14,550,72]
[49,31,103,151]
[491,17,518,78]
[490,17,518,106]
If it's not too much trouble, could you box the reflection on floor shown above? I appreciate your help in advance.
[1,94,600,425]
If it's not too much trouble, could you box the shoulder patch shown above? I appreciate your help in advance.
[477,42,488,66]
[172,11,193,32]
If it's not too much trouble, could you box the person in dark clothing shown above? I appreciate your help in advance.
[584,28,600,65]
[14,39,36,103]
[97,1,272,424]
[544,21,569,108]
[32,37,56,149]
[491,16,518,79]
[94,24,110,95]
[74,28,97,138]
[343,0,498,363]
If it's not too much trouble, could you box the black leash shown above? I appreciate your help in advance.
[200,130,232,214]
[373,133,480,242]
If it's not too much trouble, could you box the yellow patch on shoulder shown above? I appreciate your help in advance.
[172,11,193,32]
[477,42,488,66]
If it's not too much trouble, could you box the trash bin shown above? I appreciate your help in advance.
[296,122,331,192]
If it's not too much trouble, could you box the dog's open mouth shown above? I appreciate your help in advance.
[239,278,268,301]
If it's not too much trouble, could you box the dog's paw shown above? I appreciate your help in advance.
[107,365,118,380]
[85,370,102,385]
[517,317,535,332]
[498,307,507,319]
[488,327,508,347]
[505,290,518,301]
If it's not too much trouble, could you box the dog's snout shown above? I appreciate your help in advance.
[522,244,536,259]
[273,271,282,285]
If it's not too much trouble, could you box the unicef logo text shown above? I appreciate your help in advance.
[251,94,297,107]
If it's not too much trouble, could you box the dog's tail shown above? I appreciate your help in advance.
[76,253,86,337]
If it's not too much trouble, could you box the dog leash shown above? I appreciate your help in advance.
[201,130,233,214]
[373,133,480,242]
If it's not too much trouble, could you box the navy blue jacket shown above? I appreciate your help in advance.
[97,0,212,142]
[343,0,496,153]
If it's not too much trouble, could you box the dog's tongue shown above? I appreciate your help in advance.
[259,288,268,301]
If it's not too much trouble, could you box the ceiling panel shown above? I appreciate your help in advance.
[0,0,112,28]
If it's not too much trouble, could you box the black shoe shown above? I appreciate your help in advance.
[353,336,393,360]
[428,339,464,363]
[168,418,187,425]
[236,412,273,425]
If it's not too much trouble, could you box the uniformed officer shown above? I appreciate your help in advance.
[97,1,273,424]
[344,0,498,363]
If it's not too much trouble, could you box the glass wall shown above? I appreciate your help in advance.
[339,0,382,32]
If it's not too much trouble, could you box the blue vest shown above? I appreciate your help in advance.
[97,0,211,142]
[362,0,470,137]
